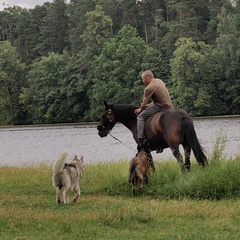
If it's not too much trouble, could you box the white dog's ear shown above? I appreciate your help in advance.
[80,156,83,162]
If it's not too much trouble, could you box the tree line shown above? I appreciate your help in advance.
[0,0,239,125]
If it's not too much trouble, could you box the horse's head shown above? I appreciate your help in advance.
[97,101,117,138]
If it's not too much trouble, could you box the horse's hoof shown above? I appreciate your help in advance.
[181,165,190,173]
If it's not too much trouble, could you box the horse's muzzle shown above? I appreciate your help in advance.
[97,125,108,138]
[98,130,108,138]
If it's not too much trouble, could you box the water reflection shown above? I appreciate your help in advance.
[0,117,239,166]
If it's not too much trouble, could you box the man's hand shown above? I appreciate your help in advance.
[134,108,141,115]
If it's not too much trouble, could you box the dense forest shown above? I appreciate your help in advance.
[0,0,240,125]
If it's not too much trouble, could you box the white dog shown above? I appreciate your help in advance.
[52,152,84,204]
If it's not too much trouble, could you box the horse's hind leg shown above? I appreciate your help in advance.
[183,145,191,171]
[171,146,184,170]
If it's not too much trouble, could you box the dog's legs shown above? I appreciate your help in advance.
[56,187,61,204]
[73,186,81,202]
[144,174,149,185]
[62,189,69,204]
[139,175,144,195]
[131,181,135,195]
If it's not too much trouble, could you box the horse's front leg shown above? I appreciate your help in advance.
[147,153,155,172]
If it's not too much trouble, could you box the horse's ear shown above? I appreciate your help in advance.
[104,101,108,109]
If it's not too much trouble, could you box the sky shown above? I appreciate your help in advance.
[0,0,54,11]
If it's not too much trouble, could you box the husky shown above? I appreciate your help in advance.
[52,152,84,204]
[128,149,150,195]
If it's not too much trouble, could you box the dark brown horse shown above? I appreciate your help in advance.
[97,101,208,171]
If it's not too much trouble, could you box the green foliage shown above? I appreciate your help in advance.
[0,0,240,125]
[170,38,220,116]
[39,0,69,55]
[0,10,18,43]
[212,6,240,114]
[14,6,49,64]
[68,0,97,53]
[0,41,27,124]
[81,5,113,56]
[21,52,87,123]
[72,4,115,121]
[88,25,164,120]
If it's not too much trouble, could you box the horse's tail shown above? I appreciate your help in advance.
[183,118,208,166]
[128,163,137,183]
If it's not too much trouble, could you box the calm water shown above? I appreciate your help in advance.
[0,117,239,166]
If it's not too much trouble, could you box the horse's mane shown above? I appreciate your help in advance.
[111,103,137,121]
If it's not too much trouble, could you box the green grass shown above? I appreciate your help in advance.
[1,154,240,240]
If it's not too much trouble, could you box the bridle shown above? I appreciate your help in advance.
[97,108,115,134]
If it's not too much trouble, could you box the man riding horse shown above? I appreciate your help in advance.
[97,70,207,171]
[134,70,173,153]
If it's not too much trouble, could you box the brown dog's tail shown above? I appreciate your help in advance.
[128,162,137,183]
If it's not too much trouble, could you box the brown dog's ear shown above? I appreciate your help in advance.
[104,101,108,109]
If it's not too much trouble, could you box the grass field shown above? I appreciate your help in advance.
[1,152,240,240]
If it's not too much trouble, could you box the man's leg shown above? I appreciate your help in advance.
[137,104,162,148]
[137,110,150,146]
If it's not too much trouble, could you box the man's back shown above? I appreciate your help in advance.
[144,78,172,109]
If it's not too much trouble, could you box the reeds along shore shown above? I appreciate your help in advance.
[1,152,240,199]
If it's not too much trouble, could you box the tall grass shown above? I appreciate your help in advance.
[82,156,240,200]
[79,133,240,200]
[210,130,228,162]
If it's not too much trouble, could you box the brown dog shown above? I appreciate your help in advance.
[128,149,150,195]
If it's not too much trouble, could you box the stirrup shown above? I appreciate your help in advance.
[142,142,151,153]
[138,138,148,147]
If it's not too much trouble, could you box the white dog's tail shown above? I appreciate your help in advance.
[52,151,68,188]
[53,151,68,174]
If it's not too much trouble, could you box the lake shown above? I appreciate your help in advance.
[0,117,239,166]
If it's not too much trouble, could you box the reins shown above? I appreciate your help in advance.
[100,103,153,163]
[108,132,153,163]
[109,132,136,152]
